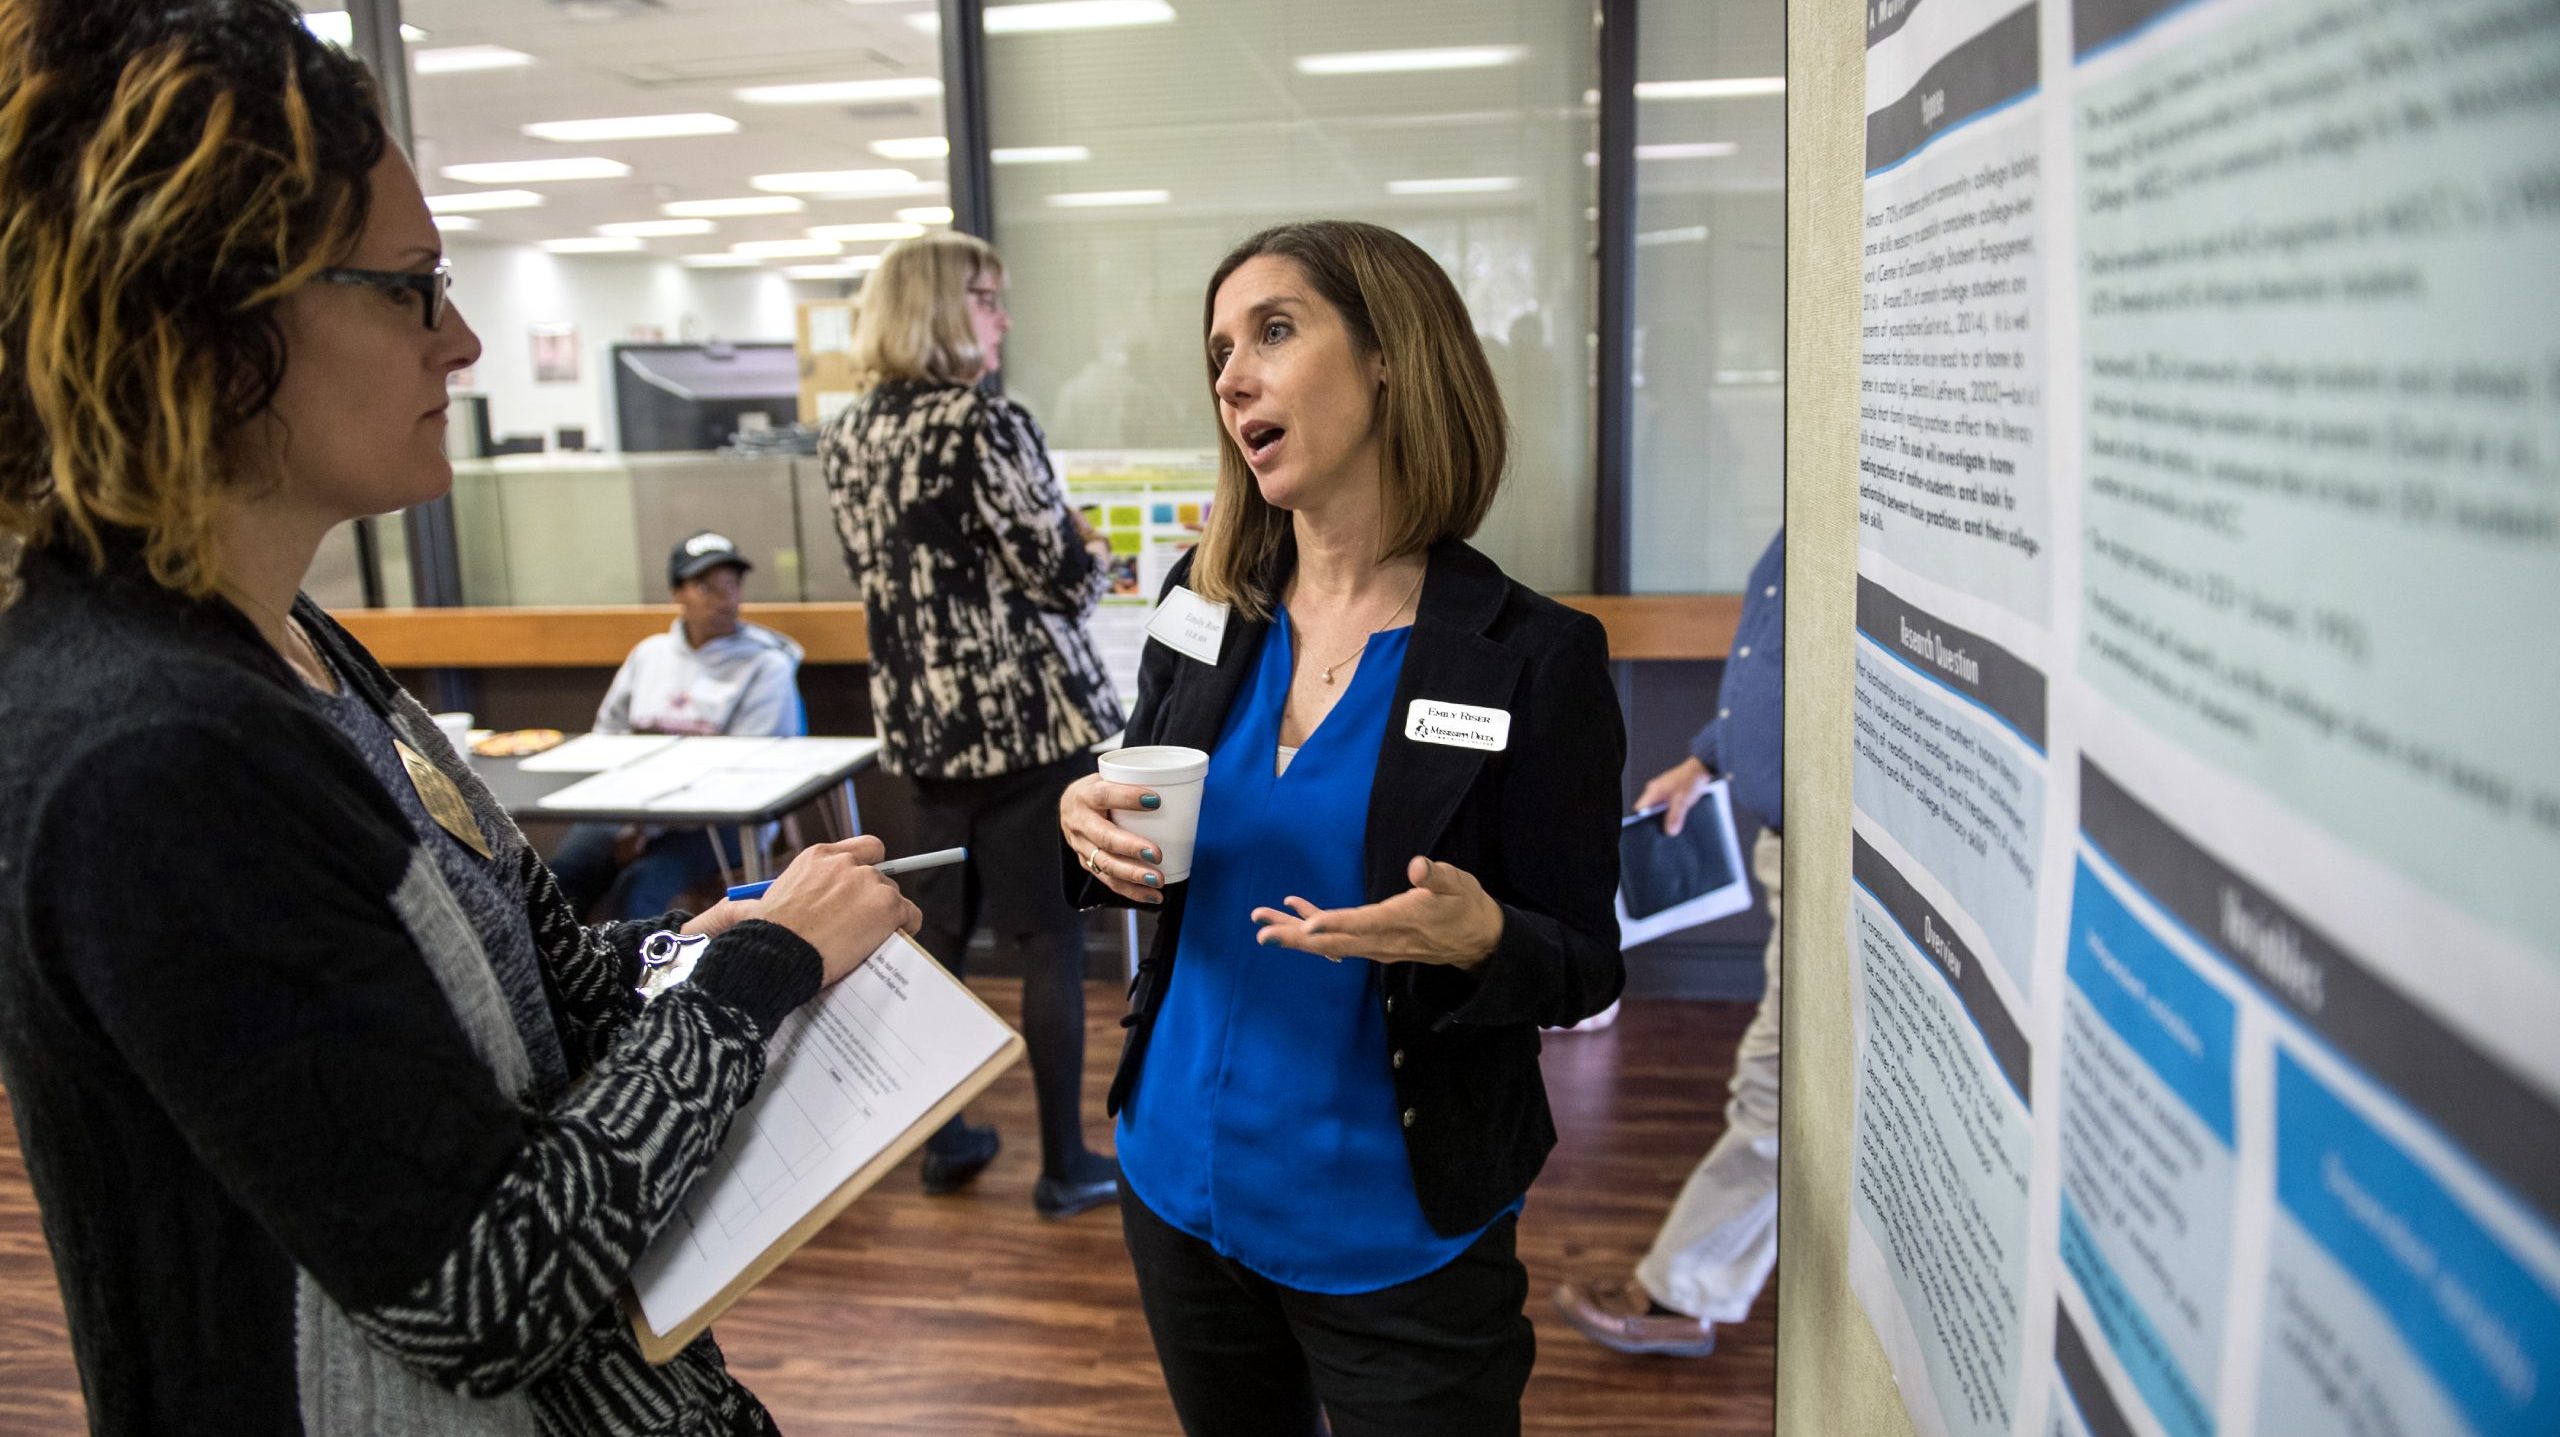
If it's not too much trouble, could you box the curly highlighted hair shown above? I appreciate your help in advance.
[0,0,388,605]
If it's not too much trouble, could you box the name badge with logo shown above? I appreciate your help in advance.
[395,739,494,860]
[1405,700,1511,753]
[1145,585,1230,666]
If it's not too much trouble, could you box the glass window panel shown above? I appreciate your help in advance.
[1628,0,1785,593]
[381,0,945,602]
[982,0,1598,593]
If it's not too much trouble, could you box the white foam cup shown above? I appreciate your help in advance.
[432,711,475,756]
[1095,745,1211,884]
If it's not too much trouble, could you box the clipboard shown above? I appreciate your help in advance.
[625,932,1024,1363]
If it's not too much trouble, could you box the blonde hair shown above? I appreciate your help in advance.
[848,230,1004,390]
[0,0,386,605]
[1188,221,1508,619]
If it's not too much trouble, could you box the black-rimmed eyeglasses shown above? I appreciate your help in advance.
[307,260,455,331]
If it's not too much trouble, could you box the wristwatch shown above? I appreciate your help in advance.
[637,930,711,1003]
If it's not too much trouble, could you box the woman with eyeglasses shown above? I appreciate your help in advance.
[0,3,922,1431]
[818,232,1128,1219]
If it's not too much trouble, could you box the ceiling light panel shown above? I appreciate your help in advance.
[1386,176,1520,194]
[1634,77,1786,100]
[735,77,944,105]
[597,219,718,237]
[522,114,739,142]
[425,189,546,213]
[441,158,632,184]
[431,215,483,231]
[682,253,765,268]
[413,45,533,75]
[1046,189,1170,207]
[808,222,926,242]
[664,196,804,217]
[541,237,644,253]
[750,169,921,194]
[896,206,956,225]
[869,137,951,160]
[991,146,1091,164]
[1293,46,1525,75]
[785,255,887,279]
[301,13,427,46]
[734,239,846,257]
[908,0,1176,35]
[1636,142,1740,159]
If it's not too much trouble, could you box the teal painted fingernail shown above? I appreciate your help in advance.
[1140,792,1162,810]
[1143,873,1160,887]
[1142,847,1159,863]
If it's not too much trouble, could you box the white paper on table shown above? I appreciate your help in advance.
[629,932,1015,1337]
[578,736,780,794]
[725,737,881,774]
[631,736,783,775]
[642,768,813,816]
[535,765,697,812]
[1614,780,1754,948]
[516,733,678,773]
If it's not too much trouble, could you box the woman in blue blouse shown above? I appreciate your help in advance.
[1058,221,1627,1436]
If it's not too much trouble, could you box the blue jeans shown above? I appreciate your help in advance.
[548,823,745,921]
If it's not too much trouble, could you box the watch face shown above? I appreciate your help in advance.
[638,932,711,999]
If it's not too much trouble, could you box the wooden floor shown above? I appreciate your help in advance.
[0,984,1773,1436]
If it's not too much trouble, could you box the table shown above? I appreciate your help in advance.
[472,734,882,886]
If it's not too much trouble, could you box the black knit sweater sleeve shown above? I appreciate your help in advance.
[510,843,665,1072]
[26,720,820,1395]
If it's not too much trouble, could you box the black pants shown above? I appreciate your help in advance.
[1119,1185,1535,1437]
[910,752,1101,1179]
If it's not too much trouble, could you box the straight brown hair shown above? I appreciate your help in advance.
[1189,220,1508,618]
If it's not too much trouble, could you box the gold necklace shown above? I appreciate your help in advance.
[1305,564,1426,685]
[224,584,332,692]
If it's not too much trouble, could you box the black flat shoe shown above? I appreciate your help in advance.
[1032,1169,1119,1220]
[920,1123,999,1195]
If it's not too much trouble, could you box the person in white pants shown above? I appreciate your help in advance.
[1555,528,1783,1357]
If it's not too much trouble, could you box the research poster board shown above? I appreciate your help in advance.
[1058,450,1219,707]
[1848,5,2560,1437]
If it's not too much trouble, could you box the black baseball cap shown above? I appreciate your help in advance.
[669,531,752,587]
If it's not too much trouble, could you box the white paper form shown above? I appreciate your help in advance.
[534,738,780,811]
[630,933,1014,1336]
[806,305,854,355]
[723,737,881,774]
[516,733,678,773]
[641,769,814,816]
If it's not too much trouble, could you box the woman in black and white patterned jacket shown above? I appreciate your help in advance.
[819,233,1127,1219]
[0,5,919,1431]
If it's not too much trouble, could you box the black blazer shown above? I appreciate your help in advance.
[1070,538,1626,1236]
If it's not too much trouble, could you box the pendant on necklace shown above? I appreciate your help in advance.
[1321,667,1337,684]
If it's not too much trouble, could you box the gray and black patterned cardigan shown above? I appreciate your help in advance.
[0,540,816,1435]
[819,379,1125,780]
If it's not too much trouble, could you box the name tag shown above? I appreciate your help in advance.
[395,739,493,860]
[1405,700,1510,752]
[1145,585,1230,666]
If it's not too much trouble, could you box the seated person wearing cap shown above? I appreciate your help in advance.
[548,532,806,919]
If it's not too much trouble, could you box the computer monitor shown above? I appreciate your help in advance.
[610,341,800,453]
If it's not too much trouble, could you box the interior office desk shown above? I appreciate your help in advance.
[471,734,881,887]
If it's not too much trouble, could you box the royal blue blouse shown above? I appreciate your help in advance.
[1117,610,1514,1294]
